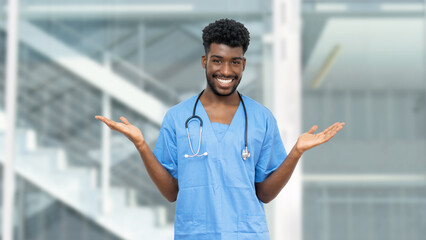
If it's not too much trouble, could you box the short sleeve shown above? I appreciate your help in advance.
[255,115,287,183]
[153,111,178,179]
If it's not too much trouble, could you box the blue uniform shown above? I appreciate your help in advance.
[154,94,287,240]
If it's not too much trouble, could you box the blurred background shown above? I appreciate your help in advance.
[0,0,425,240]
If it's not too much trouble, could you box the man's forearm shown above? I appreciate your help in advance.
[134,141,179,202]
[255,145,303,203]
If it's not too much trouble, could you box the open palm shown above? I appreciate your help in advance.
[94,115,144,145]
[295,122,345,153]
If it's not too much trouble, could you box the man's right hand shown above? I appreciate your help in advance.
[95,116,145,147]
[95,115,178,202]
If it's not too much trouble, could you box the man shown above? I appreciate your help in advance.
[95,19,344,240]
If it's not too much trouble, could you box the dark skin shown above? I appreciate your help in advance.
[95,42,345,203]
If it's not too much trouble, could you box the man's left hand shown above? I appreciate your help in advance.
[295,122,345,155]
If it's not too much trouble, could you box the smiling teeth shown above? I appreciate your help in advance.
[218,78,232,84]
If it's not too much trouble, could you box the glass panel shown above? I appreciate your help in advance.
[302,1,426,239]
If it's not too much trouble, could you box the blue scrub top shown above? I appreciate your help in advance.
[154,94,287,240]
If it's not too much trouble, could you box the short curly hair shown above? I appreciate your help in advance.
[202,19,250,54]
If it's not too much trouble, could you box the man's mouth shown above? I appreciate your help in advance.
[217,78,233,84]
[213,74,237,86]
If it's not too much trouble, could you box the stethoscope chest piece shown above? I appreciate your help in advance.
[242,147,250,161]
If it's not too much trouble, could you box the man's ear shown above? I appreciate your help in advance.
[201,55,207,69]
[242,57,246,71]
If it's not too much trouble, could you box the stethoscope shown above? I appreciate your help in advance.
[184,90,250,160]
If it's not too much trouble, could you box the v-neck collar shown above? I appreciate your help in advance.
[197,98,243,143]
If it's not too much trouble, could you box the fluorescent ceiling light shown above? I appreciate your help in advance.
[315,4,347,12]
[381,4,424,12]
[25,4,194,13]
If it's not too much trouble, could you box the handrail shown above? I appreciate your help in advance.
[18,68,162,165]
[46,20,179,101]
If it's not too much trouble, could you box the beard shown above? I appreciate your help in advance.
[205,70,241,97]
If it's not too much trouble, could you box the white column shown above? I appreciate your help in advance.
[102,53,112,214]
[424,0,426,116]
[262,33,276,234]
[3,1,19,240]
[272,0,302,240]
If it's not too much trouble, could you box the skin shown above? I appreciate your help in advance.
[95,42,345,203]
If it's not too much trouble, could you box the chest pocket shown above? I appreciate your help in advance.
[178,154,210,188]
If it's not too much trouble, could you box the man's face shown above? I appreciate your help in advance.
[201,43,246,97]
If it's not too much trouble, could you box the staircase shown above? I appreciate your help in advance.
[0,112,174,239]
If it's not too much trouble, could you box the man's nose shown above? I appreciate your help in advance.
[220,62,232,76]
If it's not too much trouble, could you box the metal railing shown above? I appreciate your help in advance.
[42,20,180,104]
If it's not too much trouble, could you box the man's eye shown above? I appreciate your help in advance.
[213,59,221,63]
[232,61,241,65]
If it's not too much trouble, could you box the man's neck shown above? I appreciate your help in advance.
[200,88,240,107]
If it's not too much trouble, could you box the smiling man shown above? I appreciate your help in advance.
[95,19,344,240]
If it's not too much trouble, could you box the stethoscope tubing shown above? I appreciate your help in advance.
[185,90,249,159]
